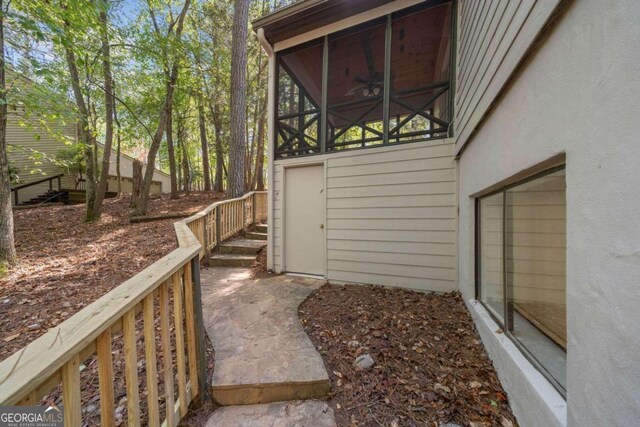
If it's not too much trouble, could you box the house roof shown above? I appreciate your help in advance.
[252,0,395,45]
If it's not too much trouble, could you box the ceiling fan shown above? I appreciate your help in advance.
[345,33,384,97]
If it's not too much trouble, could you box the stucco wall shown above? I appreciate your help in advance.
[457,0,640,425]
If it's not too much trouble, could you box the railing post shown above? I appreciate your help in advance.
[203,216,209,255]
[242,197,247,229]
[215,205,221,251]
[190,256,210,405]
[14,190,18,206]
[252,193,256,226]
[57,176,61,191]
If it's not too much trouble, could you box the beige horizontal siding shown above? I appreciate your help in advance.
[327,228,454,244]
[7,112,74,182]
[455,0,563,153]
[327,239,456,257]
[270,140,458,292]
[328,270,454,293]
[325,141,457,292]
[7,111,76,204]
[327,193,455,209]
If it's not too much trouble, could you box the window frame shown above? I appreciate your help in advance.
[475,164,567,397]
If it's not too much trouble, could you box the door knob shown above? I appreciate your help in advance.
[320,224,324,229]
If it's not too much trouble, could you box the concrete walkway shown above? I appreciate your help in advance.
[200,267,334,425]
[205,400,336,427]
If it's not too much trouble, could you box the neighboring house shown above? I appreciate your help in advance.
[254,1,640,426]
[8,104,171,206]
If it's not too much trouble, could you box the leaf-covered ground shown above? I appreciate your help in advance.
[0,193,223,425]
[0,193,220,360]
[299,284,518,427]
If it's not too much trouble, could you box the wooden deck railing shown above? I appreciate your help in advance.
[11,173,64,205]
[0,190,267,426]
[184,191,267,259]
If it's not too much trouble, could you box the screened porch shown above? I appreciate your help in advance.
[275,0,453,158]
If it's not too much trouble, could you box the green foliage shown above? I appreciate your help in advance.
[4,0,295,194]
[56,143,85,177]
[0,260,8,278]
[8,163,20,185]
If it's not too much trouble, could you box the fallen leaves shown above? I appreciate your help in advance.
[3,333,19,342]
[1,193,221,425]
[299,284,519,427]
[0,193,220,360]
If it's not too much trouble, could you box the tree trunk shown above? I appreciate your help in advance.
[246,100,258,191]
[63,21,97,222]
[227,0,250,198]
[0,0,16,267]
[113,85,122,197]
[252,92,267,191]
[212,103,224,193]
[166,102,179,198]
[133,0,190,215]
[198,98,212,191]
[130,159,143,208]
[93,6,114,218]
[180,118,190,193]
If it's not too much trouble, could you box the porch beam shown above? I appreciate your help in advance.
[382,13,392,145]
[320,35,328,153]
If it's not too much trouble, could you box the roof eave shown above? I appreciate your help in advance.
[252,0,327,35]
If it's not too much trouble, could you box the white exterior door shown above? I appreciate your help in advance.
[284,165,325,276]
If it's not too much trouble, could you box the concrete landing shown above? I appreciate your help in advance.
[209,253,256,268]
[200,268,330,406]
[219,238,266,255]
[244,231,267,240]
[205,400,336,427]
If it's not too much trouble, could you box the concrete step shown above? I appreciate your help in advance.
[245,231,267,241]
[209,254,256,268]
[254,224,267,234]
[205,400,336,426]
[203,273,331,407]
[219,238,266,255]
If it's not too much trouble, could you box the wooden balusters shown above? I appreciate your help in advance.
[183,263,198,397]
[62,354,81,427]
[97,330,115,426]
[159,282,175,427]
[143,294,160,427]
[123,309,140,426]
[172,271,188,417]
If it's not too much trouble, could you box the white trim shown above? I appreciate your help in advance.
[258,28,277,272]
[284,272,325,280]
[466,299,567,427]
[273,137,452,166]
[273,0,425,52]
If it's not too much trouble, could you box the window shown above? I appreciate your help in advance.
[476,166,567,395]
[275,1,452,158]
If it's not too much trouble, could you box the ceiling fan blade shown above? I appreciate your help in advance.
[345,85,366,96]
[360,32,377,77]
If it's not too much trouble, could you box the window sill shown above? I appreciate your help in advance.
[466,299,567,427]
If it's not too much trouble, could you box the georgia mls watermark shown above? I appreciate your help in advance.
[0,405,63,427]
